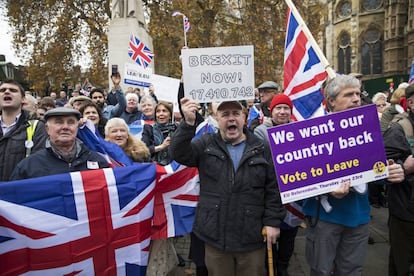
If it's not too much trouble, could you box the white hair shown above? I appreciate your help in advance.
[372,92,387,103]
[126,93,138,102]
[140,95,156,106]
[104,117,128,137]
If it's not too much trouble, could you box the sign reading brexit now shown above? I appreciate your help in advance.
[267,104,389,204]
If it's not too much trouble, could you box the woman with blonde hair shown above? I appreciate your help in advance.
[380,87,407,132]
[105,118,150,162]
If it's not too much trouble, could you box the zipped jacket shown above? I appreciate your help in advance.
[10,139,110,180]
[0,111,47,181]
[170,122,285,252]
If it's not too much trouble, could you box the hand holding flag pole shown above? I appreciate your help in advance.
[172,11,190,47]
[284,0,335,79]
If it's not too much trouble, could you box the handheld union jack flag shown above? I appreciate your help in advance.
[0,165,156,275]
[183,15,191,33]
[151,161,199,239]
[172,11,190,33]
[78,120,133,167]
[172,11,190,47]
[247,105,263,129]
[128,35,154,69]
[284,7,328,120]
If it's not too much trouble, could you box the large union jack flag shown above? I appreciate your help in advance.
[151,161,199,240]
[284,8,328,120]
[128,35,154,69]
[0,164,156,275]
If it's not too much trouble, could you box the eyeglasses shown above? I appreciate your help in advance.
[259,89,277,94]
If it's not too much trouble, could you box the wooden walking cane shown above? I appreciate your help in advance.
[262,228,274,276]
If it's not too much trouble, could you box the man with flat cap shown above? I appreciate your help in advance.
[249,81,280,131]
[10,107,110,180]
[70,95,93,110]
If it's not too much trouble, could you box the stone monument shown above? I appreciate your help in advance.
[108,0,153,91]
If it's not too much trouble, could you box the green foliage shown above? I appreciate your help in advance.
[6,0,110,93]
[145,0,325,85]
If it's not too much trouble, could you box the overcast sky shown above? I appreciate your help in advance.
[0,17,21,65]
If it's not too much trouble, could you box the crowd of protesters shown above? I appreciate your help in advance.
[1,70,413,276]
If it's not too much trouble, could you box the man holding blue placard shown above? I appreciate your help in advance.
[302,75,404,276]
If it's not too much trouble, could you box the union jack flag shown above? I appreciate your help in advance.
[78,121,200,240]
[151,161,199,239]
[172,11,190,33]
[79,88,90,97]
[128,35,154,69]
[183,16,190,33]
[77,120,133,167]
[409,57,414,84]
[284,8,328,120]
[247,105,263,129]
[0,165,156,275]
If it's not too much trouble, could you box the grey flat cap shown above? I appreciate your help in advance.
[257,81,279,90]
[217,101,244,111]
[44,107,81,121]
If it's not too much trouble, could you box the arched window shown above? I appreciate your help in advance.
[337,1,352,18]
[337,31,351,74]
[362,0,382,12]
[361,28,382,75]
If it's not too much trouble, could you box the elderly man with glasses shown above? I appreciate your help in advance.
[249,81,280,131]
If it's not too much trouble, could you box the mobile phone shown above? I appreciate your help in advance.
[111,64,118,76]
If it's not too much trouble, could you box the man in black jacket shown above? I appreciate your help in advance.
[383,83,414,275]
[11,107,109,180]
[170,98,285,276]
[0,79,47,181]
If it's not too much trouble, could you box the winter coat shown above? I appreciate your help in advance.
[383,112,414,222]
[10,139,110,180]
[120,108,142,125]
[169,122,285,252]
[142,123,177,166]
[0,111,47,181]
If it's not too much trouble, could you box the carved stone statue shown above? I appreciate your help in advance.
[108,0,153,92]
[111,0,139,19]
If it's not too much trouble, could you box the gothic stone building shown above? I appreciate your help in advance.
[323,0,414,94]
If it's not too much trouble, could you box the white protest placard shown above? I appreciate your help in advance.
[124,63,152,87]
[181,45,255,103]
[149,74,180,104]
